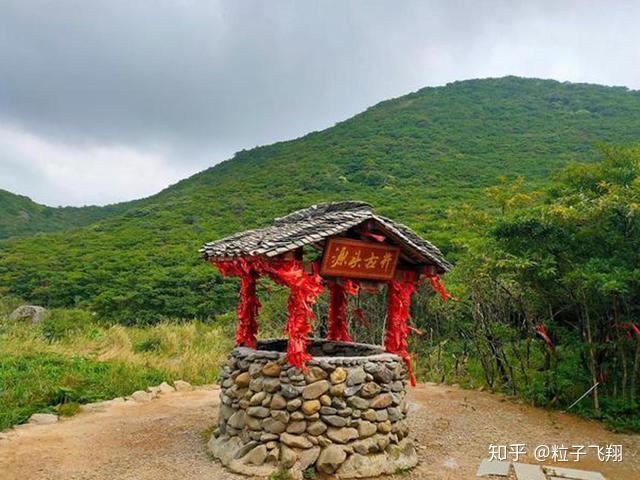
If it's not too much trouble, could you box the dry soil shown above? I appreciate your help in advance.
[1,383,637,479]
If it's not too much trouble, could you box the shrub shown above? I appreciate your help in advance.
[56,402,81,417]
[133,336,163,353]
[40,309,94,342]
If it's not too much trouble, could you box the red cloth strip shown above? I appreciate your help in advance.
[360,231,386,243]
[211,258,261,348]
[423,272,456,301]
[615,323,640,342]
[534,323,555,353]
[352,307,370,328]
[211,257,324,370]
[385,272,417,386]
[326,279,359,342]
[265,260,324,370]
[327,281,352,342]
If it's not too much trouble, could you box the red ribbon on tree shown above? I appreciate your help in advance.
[423,272,456,301]
[385,271,417,386]
[615,323,640,342]
[327,279,359,342]
[535,323,555,353]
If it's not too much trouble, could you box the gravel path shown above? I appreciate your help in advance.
[1,384,638,479]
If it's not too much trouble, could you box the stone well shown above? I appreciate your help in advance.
[208,339,418,478]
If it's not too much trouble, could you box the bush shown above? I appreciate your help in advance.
[133,336,163,353]
[56,401,81,417]
[40,308,94,342]
[0,296,23,317]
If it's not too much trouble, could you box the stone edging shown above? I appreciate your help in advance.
[0,379,209,438]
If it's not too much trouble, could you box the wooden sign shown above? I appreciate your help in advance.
[320,238,400,281]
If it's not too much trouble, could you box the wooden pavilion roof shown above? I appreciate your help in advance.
[200,201,452,273]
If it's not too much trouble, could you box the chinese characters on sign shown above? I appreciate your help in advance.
[320,238,400,281]
[488,444,623,463]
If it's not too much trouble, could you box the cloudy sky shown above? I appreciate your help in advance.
[1,0,639,206]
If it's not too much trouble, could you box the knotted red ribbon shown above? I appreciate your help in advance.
[211,257,324,370]
[385,271,417,386]
[265,260,324,369]
[535,323,555,353]
[327,279,359,342]
[423,272,456,301]
[212,258,261,348]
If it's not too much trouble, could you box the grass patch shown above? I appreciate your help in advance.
[395,466,415,476]
[133,336,163,353]
[41,308,94,342]
[302,466,316,479]
[0,302,235,430]
[0,352,167,430]
[199,423,217,442]
[268,469,293,480]
[55,401,81,417]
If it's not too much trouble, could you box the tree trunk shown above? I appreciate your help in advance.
[632,341,639,404]
[583,306,601,415]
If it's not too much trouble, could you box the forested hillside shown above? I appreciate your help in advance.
[0,189,129,240]
[1,76,640,322]
[2,76,640,430]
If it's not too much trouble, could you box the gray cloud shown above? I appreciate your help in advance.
[1,0,639,206]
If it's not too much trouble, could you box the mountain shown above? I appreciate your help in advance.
[1,76,640,322]
[0,189,131,240]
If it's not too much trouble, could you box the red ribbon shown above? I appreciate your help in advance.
[211,258,261,348]
[535,323,555,353]
[360,231,386,243]
[615,323,640,342]
[327,279,359,342]
[211,257,324,371]
[423,272,456,301]
[385,271,417,386]
[327,282,351,342]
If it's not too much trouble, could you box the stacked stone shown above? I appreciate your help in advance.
[208,340,418,478]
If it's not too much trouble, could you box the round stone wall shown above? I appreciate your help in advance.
[208,339,418,478]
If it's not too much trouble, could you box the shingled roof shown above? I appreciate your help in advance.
[200,201,452,272]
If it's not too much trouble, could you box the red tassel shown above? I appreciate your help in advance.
[261,259,324,371]
[211,258,261,348]
[327,279,359,342]
[385,272,417,386]
[211,257,324,370]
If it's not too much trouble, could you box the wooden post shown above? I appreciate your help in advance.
[327,281,352,342]
[235,266,260,348]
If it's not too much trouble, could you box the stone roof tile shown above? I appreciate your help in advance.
[200,201,451,272]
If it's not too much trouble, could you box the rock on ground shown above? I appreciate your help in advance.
[27,413,58,425]
[174,380,193,392]
[9,305,48,324]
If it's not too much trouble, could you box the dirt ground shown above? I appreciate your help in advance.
[1,383,638,480]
